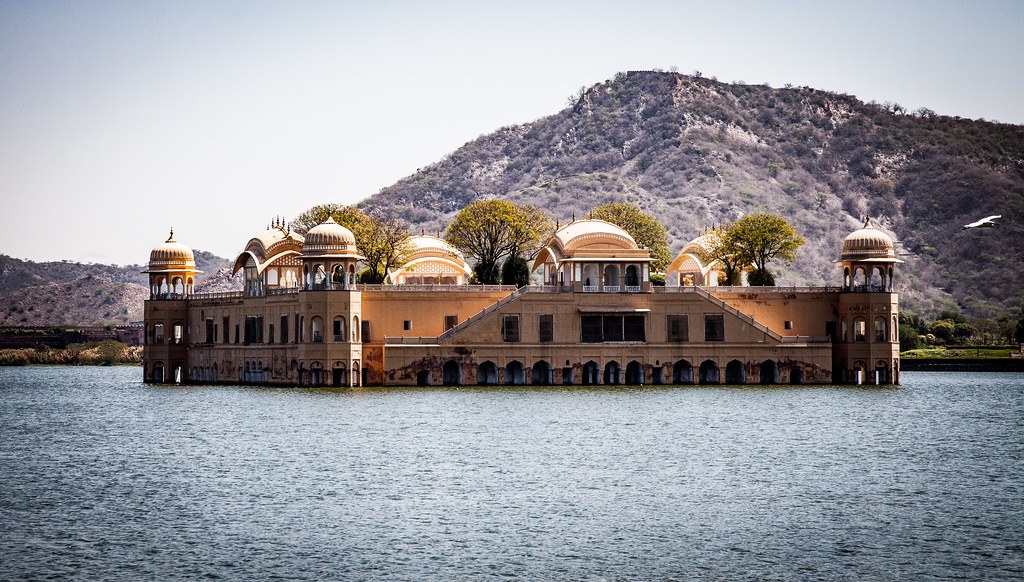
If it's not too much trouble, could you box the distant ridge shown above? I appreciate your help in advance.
[361,70,1023,318]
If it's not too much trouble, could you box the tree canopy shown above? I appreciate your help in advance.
[697,213,804,286]
[444,200,552,285]
[728,213,804,285]
[290,204,412,284]
[589,202,672,272]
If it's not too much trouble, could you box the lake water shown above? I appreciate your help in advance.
[0,366,1021,581]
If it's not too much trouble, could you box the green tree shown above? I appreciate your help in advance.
[357,213,413,284]
[501,255,531,288]
[444,200,552,285]
[589,202,672,271]
[697,229,744,286]
[929,319,956,344]
[728,213,805,286]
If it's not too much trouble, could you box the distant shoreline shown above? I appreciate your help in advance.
[900,358,1024,372]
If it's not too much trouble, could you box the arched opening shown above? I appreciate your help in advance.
[310,362,322,386]
[604,360,621,385]
[314,264,327,287]
[332,265,345,284]
[352,316,360,342]
[853,318,867,342]
[416,370,430,386]
[875,360,889,385]
[843,267,851,289]
[726,360,745,384]
[603,264,620,289]
[625,361,643,385]
[311,316,324,343]
[673,360,693,384]
[790,368,804,384]
[852,360,866,384]
[625,265,640,288]
[699,360,720,384]
[442,361,462,385]
[333,317,346,342]
[892,315,898,342]
[582,361,600,385]
[477,361,498,385]
[875,317,887,343]
[212,364,218,383]
[531,361,551,385]
[154,323,165,344]
[582,264,599,290]
[333,363,347,387]
[153,362,165,383]
[505,361,525,385]
[759,360,778,384]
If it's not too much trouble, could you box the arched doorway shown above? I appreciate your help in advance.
[759,360,778,384]
[332,363,347,387]
[673,360,693,384]
[790,368,804,384]
[625,361,643,385]
[442,361,462,385]
[416,370,430,386]
[477,361,498,385]
[699,360,719,384]
[604,361,621,385]
[531,361,551,385]
[726,360,745,384]
[505,361,525,385]
[582,361,600,385]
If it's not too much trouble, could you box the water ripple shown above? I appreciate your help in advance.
[0,367,1021,580]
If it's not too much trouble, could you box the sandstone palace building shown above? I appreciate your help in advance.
[143,218,901,387]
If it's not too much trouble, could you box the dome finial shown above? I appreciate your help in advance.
[863,216,871,228]
[167,227,175,242]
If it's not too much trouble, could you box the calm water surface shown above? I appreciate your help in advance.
[0,366,1021,580]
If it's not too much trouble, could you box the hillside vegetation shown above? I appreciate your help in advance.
[0,252,236,326]
[362,71,1023,318]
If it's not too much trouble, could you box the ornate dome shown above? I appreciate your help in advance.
[302,217,361,258]
[840,220,897,261]
[148,229,196,271]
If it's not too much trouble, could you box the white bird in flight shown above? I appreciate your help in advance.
[962,215,1001,229]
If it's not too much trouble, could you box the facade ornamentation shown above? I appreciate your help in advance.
[144,218,901,387]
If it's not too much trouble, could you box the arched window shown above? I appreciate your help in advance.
[759,360,778,384]
[854,318,867,342]
[311,317,324,343]
[582,361,600,385]
[875,317,887,343]
[154,323,165,344]
[352,316,360,342]
[333,317,346,342]
[603,265,620,289]
[582,265,599,290]
[625,265,640,288]
[841,318,848,342]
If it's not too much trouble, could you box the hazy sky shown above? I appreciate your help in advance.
[2,0,1021,265]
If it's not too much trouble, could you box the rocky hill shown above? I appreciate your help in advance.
[0,252,237,326]
[361,71,1023,318]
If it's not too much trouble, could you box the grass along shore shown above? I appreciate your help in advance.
[0,340,141,366]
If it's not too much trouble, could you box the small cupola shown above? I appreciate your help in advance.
[836,219,902,292]
[145,229,202,299]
